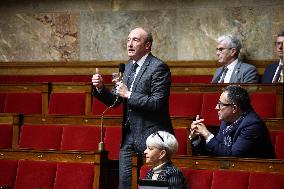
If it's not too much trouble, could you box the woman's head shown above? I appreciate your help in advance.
[144,131,178,166]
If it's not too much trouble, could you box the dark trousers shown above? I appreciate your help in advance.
[119,127,143,189]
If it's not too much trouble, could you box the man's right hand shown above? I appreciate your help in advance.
[92,68,103,89]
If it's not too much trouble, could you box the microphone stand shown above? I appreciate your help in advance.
[98,71,123,152]
[281,41,284,83]
[98,97,119,152]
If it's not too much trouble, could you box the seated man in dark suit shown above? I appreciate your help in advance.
[189,85,275,158]
[261,31,284,83]
[211,35,258,83]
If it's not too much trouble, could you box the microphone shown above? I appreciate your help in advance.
[98,63,125,152]
[118,63,125,81]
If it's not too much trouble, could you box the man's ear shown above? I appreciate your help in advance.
[232,104,238,113]
[159,149,167,159]
[145,42,151,50]
[230,48,237,57]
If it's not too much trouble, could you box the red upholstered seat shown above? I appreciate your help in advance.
[275,131,284,159]
[181,168,213,189]
[92,98,123,116]
[48,93,86,115]
[248,172,284,189]
[169,93,203,117]
[0,160,18,188]
[201,93,220,126]
[250,93,276,118]
[104,126,122,160]
[4,93,42,114]
[174,127,188,155]
[0,124,13,148]
[54,162,94,189]
[211,170,250,189]
[14,160,57,189]
[33,75,73,82]
[60,126,101,151]
[19,125,63,150]
[0,93,6,113]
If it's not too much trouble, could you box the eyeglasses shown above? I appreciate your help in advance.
[217,100,234,109]
[216,47,232,52]
[152,131,164,142]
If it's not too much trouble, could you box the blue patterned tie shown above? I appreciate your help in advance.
[127,63,138,90]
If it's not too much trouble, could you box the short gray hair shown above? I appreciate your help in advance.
[217,35,242,55]
[146,131,178,157]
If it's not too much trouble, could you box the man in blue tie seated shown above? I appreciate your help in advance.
[189,85,275,158]
[211,35,258,83]
[261,31,284,83]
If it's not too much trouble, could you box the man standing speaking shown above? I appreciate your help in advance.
[92,27,173,189]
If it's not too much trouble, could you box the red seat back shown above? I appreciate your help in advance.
[190,75,212,83]
[211,170,250,189]
[60,126,101,151]
[0,124,13,148]
[104,126,122,160]
[92,98,123,116]
[14,160,57,189]
[171,76,192,83]
[250,93,276,118]
[4,93,42,114]
[169,93,203,117]
[19,125,63,150]
[248,172,284,189]
[72,75,92,82]
[174,127,188,155]
[33,75,73,82]
[201,93,220,126]
[48,93,86,115]
[139,165,151,179]
[0,76,34,83]
[54,162,94,189]
[0,160,18,188]
[181,168,213,189]
[275,131,284,159]
[0,93,6,113]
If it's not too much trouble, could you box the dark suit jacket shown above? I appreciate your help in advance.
[261,61,279,83]
[192,109,275,158]
[93,53,173,153]
[145,161,188,189]
[211,59,258,83]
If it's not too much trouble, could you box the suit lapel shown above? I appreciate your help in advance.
[229,60,241,83]
[123,60,134,85]
[131,53,152,92]
[212,67,223,83]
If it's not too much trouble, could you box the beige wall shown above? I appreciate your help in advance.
[0,0,283,62]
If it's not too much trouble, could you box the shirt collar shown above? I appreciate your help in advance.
[132,53,149,67]
[226,59,238,70]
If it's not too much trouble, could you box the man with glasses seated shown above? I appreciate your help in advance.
[189,85,274,158]
[211,35,258,83]
[261,31,284,83]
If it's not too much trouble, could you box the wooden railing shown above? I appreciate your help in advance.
[0,60,275,76]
